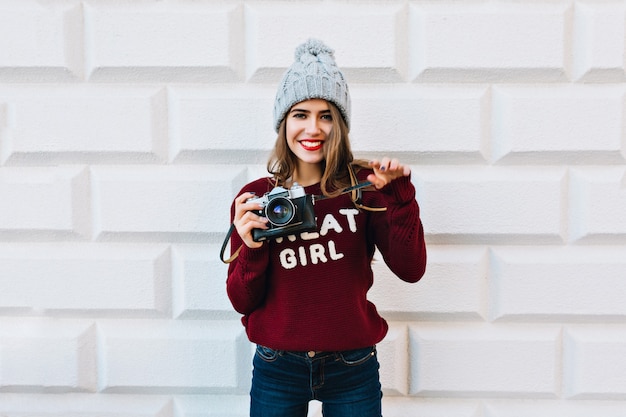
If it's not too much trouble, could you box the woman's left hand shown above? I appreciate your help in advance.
[367,158,411,189]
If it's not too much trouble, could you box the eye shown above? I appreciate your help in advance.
[321,114,332,121]
[292,112,306,119]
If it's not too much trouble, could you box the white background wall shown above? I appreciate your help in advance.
[1,0,626,416]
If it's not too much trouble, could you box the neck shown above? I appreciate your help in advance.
[292,163,322,187]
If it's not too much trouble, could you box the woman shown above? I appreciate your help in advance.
[226,39,427,417]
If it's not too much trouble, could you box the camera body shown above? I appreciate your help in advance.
[247,183,317,242]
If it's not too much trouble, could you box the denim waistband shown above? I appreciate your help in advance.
[258,345,376,360]
[285,350,336,359]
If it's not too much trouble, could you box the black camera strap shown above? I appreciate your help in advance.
[219,180,379,264]
[311,180,372,201]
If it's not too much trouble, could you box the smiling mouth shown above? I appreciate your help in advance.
[299,140,324,151]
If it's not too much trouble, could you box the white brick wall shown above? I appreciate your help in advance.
[1,0,626,416]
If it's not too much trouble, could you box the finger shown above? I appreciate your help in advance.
[366,173,385,189]
[237,210,267,226]
[237,221,267,239]
[390,162,410,177]
[234,214,268,242]
[235,192,257,206]
[235,221,266,249]
[370,158,391,173]
[378,157,391,172]
[235,193,263,218]
[238,201,263,215]
[234,194,254,216]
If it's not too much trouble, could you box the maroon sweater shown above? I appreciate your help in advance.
[226,170,426,352]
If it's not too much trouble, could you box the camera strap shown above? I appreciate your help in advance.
[219,180,384,264]
[312,180,372,201]
[220,224,242,264]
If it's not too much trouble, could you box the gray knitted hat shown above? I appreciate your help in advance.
[273,39,351,132]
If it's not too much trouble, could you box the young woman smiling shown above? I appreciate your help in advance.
[226,39,427,417]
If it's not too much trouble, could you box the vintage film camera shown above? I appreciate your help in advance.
[247,183,317,242]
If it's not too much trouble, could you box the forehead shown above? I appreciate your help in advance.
[290,99,330,111]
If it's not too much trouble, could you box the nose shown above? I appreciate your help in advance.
[305,118,321,135]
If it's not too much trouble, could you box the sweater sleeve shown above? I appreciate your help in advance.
[225,190,271,315]
[226,244,270,314]
[370,174,427,283]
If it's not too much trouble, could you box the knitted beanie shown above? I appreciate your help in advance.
[273,39,351,132]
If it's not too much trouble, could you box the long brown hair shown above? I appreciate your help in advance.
[267,101,367,197]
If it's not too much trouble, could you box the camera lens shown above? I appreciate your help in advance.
[266,197,295,226]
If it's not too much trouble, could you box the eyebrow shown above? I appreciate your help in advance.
[289,108,331,114]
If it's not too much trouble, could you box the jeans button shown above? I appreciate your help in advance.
[307,351,316,358]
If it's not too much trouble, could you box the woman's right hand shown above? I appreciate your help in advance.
[233,192,269,249]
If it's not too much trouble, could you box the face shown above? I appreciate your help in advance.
[285,99,333,168]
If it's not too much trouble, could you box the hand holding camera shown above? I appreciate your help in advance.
[234,183,317,247]
[246,183,317,242]
[233,192,269,249]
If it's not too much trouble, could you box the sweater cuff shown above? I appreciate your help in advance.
[379,174,416,205]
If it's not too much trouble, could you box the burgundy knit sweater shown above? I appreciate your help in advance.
[226,170,426,352]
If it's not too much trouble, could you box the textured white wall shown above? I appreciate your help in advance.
[1,0,626,416]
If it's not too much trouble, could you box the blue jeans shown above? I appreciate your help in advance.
[250,345,382,417]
